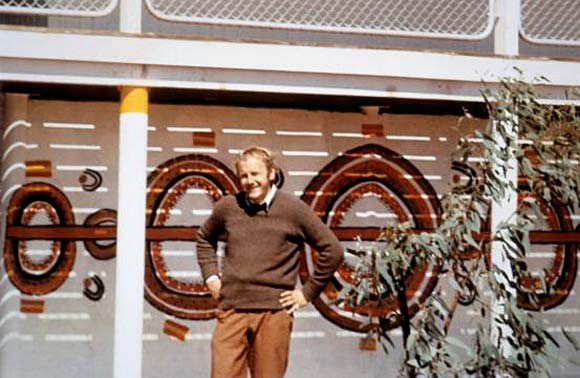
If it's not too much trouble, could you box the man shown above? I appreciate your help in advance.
[196,146,343,378]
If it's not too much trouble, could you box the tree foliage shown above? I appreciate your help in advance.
[339,75,580,377]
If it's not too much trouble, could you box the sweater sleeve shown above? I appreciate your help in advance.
[196,198,226,281]
[296,200,344,302]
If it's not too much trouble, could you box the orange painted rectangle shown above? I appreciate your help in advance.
[163,319,189,341]
[25,160,52,177]
[193,132,215,147]
[20,298,45,313]
[359,336,377,351]
[361,123,384,137]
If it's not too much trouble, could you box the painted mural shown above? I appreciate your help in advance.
[1,97,579,377]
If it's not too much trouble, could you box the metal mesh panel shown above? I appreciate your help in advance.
[145,0,494,40]
[0,0,118,16]
[521,0,580,46]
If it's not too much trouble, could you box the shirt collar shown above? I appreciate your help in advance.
[262,184,277,210]
[245,184,278,211]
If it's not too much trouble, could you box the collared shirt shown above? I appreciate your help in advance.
[246,184,277,212]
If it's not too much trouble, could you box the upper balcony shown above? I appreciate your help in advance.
[1,0,579,57]
[1,0,579,107]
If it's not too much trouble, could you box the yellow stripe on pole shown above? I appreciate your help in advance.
[120,87,148,114]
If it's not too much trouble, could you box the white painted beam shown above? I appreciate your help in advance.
[0,29,579,101]
[1,30,579,84]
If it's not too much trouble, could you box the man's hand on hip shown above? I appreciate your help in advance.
[279,289,308,314]
[207,278,222,300]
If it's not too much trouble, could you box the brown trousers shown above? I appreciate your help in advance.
[211,309,294,378]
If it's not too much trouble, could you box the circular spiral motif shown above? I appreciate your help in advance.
[83,208,117,260]
[3,182,76,295]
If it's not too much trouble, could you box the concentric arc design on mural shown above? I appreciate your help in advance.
[144,154,239,320]
[3,182,76,295]
[299,143,443,332]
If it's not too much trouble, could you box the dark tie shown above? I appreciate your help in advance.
[250,202,268,213]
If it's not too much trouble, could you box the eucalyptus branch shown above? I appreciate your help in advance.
[340,74,579,377]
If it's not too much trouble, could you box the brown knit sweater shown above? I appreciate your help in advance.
[196,191,343,310]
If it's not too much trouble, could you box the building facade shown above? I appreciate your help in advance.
[1,1,580,377]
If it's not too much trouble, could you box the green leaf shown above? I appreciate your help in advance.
[542,329,560,348]
[472,201,487,219]
[521,231,532,257]
[525,132,539,141]
[466,232,481,250]
[533,353,553,375]
[562,327,580,351]
[528,199,547,229]
[446,336,471,353]
[432,296,450,318]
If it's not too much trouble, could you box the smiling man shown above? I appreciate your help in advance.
[196,146,343,378]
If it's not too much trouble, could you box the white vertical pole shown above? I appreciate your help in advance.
[0,94,30,303]
[120,0,142,34]
[113,87,148,378]
[492,1,520,364]
[490,116,518,365]
[494,0,521,55]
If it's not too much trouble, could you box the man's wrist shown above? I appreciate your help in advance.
[205,274,220,284]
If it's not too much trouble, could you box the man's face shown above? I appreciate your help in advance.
[237,156,276,204]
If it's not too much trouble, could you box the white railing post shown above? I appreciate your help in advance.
[494,0,521,55]
[120,0,142,33]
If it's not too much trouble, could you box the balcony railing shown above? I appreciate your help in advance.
[520,0,580,47]
[1,0,579,47]
[0,0,118,17]
[144,0,494,40]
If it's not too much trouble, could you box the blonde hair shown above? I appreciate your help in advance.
[235,146,284,187]
[235,146,278,172]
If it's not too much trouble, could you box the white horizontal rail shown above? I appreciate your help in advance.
[1,30,579,104]
[520,26,580,47]
[1,30,579,86]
